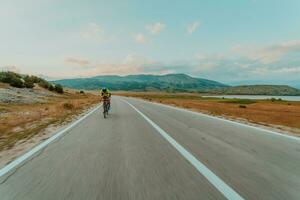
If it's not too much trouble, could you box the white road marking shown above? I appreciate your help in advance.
[0,104,101,178]
[125,100,244,200]
[128,97,300,142]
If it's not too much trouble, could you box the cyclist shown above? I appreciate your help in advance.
[101,87,111,111]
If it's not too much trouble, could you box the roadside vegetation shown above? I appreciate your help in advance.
[117,92,300,135]
[210,85,300,96]
[0,71,64,93]
[0,74,99,153]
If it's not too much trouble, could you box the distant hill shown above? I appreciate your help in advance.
[209,85,300,96]
[53,74,227,92]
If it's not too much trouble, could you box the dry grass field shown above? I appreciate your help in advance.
[117,92,300,135]
[0,86,99,151]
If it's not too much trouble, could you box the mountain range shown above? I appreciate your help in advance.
[53,73,300,95]
[53,74,227,92]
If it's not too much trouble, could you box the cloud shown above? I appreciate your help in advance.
[60,40,300,84]
[232,40,300,64]
[65,57,90,67]
[79,64,142,77]
[249,66,300,79]
[133,22,165,45]
[195,53,225,61]
[187,21,200,34]
[272,66,300,74]
[194,53,225,71]
[80,23,105,42]
[146,22,166,35]
[63,54,156,77]
[134,33,147,44]
[123,54,151,65]
[190,40,300,82]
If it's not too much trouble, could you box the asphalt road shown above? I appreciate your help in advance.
[0,96,300,200]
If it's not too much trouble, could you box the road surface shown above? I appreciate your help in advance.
[0,96,300,200]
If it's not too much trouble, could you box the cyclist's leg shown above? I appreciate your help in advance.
[103,102,107,113]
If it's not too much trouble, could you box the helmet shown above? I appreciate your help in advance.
[102,87,107,93]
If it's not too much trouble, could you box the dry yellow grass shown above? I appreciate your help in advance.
[0,82,9,88]
[117,92,300,135]
[0,89,99,151]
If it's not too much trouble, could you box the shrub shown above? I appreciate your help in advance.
[0,71,21,84]
[0,72,64,92]
[48,84,55,91]
[270,98,282,102]
[29,76,43,83]
[223,99,256,104]
[38,80,50,89]
[63,102,74,110]
[9,76,24,88]
[239,105,247,108]
[54,84,64,93]
[80,90,85,94]
[24,79,34,88]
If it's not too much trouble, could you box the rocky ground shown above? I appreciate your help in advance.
[0,86,59,104]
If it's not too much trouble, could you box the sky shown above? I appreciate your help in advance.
[0,0,300,87]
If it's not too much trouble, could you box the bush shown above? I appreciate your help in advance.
[38,80,50,89]
[63,102,74,110]
[48,84,55,91]
[9,76,24,88]
[80,90,85,94]
[0,72,64,93]
[24,79,34,88]
[239,105,247,108]
[0,71,21,84]
[223,99,256,104]
[54,84,64,93]
[270,98,282,102]
[29,76,42,83]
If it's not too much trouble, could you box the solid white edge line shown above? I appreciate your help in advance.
[0,104,101,178]
[124,100,244,200]
[125,97,300,142]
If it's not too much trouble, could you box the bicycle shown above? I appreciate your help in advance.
[102,98,110,118]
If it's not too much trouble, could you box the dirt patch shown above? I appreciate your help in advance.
[117,92,300,136]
